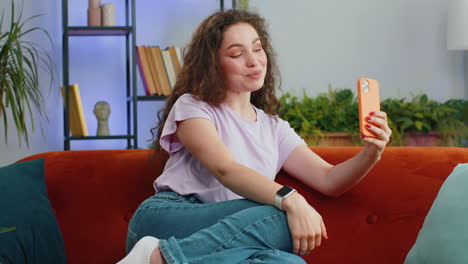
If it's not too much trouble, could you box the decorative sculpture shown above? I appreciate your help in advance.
[93,101,111,136]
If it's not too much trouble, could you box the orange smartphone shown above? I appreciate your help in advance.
[357,77,380,138]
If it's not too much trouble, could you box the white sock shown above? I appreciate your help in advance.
[117,236,160,264]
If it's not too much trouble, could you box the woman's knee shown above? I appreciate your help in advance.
[225,205,288,230]
[127,203,177,239]
[127,197,251,240]
[219,205,293,252]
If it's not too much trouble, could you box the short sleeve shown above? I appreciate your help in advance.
[160,94,214,153]
[276,117,307,171]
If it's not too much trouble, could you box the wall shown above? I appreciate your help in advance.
[0,0,62,166]
[250,0,465,101]
[0,0,222,165]
[0,0,466,166]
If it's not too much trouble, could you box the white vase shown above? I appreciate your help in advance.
[102,3,116,26]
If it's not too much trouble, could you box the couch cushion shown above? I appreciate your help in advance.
[404,163,468,263]
[0,159,66,264]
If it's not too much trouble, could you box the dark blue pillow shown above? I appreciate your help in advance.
[0,158,66,264]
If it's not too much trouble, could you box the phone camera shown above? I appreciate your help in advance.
[361,80,370,93]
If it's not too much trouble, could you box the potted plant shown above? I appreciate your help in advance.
[279,86,361,146]
[436,99,468,146]
[0,0,55,146]
[381,95,467,147]
[279,87,467,147]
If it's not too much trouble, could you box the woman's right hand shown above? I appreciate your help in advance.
[282,193,328,256]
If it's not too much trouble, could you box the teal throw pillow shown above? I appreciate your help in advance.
[0,158,66,264]
[405,163,468,264]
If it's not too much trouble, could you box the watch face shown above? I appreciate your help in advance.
[277,186,294,197]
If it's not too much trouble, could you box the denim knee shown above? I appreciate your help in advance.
[124,191,207,251]
[125,225,138,254]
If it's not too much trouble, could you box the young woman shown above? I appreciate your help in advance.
[118,9,391,264]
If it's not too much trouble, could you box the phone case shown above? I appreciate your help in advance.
[357,78,380,138]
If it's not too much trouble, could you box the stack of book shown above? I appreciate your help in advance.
[136,45,182,96]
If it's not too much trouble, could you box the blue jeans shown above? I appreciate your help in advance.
[126,191,306,264]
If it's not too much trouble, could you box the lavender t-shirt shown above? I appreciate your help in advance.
[154,94,306,203]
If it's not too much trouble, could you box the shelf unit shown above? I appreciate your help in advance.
[62,0,139,150]
[62,0,233,150]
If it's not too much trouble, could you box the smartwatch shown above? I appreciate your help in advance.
[274,186,296,211]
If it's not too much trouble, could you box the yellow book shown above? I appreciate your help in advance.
[145,46,163,95]
[61,84,89,137]
[168,46,181,73]
[150,46,172,96]
[136,46,158,95]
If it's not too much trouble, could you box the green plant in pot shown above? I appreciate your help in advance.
[437,99,468,147]
[279,86,360,146]
[279,87,467,147]
[0,0,55,146]
[381,94,467,147]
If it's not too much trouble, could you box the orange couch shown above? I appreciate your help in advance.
[19,147,468,264]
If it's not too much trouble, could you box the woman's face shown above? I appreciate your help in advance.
[217,22,267,94]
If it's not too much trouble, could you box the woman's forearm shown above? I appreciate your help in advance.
[325,146,381,197]
[324,111,392,197]
[214,162,285,206]
[221,146,380,202]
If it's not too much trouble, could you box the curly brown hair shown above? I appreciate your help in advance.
[151,9,282,150]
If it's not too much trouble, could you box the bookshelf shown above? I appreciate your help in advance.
[61,0,232,150]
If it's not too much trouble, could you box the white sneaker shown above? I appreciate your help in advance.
[117,236,160,264]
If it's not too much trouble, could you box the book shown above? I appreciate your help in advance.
[168,46,181,73]
[136,45,157,95]
[61,84,89,137]
[149,46,172,96]
[145,46,163,95]
[175,46,183,68]
[161,49,177,89]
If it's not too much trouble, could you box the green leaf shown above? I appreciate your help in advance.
[0,0,55,146]
[279,87,466,147]
[415,121,423,131]
[0,227,16,233]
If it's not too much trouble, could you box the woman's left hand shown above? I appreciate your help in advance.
[361,111,392,157]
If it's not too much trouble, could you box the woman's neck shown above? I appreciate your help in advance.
[225,92,256,122]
